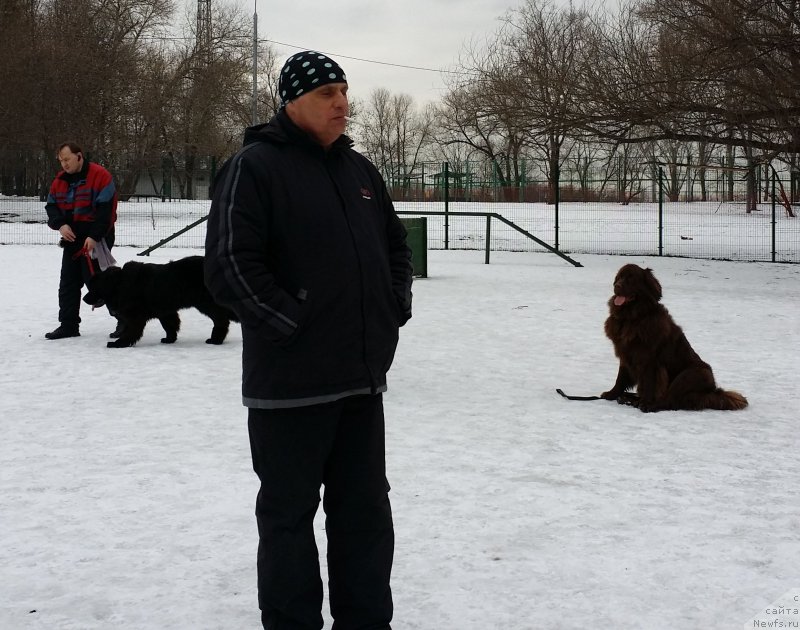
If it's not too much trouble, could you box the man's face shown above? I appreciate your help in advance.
[58,147,83,174]
[285,82,349,149]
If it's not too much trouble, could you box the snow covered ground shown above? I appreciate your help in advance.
[1,244,798,629]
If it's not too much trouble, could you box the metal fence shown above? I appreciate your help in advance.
[2,163,798,263]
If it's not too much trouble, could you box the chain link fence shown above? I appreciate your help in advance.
[2,160,798,263]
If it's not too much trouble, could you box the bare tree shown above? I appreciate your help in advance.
[654,140,688,202]
[434,80,527,194]
[581,0,800,156]
[564,139,620,201]
[0,0,176,194]
[0,0,44,194]
[0,0,282,198]
[479,0,598,202]
[254,40,282,124]
[155,0,256,198]
[615,140,651,204]
[354,88,433,199]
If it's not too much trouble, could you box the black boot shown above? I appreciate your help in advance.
[45,325,80,340]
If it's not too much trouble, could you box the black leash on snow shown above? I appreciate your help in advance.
[556,388,602,401]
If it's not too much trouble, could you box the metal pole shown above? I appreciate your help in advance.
[485,214,491,264]
[252,1,258,125]
[687,154,692,202]
[658,166,664,256]
[554,161,560,250]
[771,167,776,262]
[444,161,449,250]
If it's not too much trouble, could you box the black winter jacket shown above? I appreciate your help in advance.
[204,111,413,408]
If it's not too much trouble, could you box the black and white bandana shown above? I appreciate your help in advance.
[278,51,347,106]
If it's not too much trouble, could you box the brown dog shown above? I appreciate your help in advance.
[601,264,748,412]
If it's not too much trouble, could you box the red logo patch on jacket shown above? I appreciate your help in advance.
[360,187,372,200]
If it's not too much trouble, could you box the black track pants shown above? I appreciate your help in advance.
[248,394,394,630]
[57,246,98,327]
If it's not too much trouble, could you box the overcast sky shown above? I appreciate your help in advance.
[253,0,522,106]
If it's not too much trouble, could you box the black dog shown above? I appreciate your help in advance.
[83,256,239,348]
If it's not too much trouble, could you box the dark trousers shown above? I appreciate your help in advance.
[248,394,394,630]
[57,246,100,327]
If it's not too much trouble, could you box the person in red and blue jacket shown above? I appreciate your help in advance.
[44,142,119,339]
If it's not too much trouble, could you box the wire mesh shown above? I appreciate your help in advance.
[2,164,797,263]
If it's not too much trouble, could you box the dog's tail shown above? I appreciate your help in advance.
[705,388,749,411]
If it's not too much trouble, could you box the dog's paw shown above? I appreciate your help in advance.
[206,337,224,345]
[638,402,664,413]
[107,340,128,348]
[160,337,177,344]
[616,393,640,407]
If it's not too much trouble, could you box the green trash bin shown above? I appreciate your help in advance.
[400,217,427,278]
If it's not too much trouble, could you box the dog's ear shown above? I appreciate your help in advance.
[83,287,105,307]
[643,267,662,302]
[93,266,121,299]
[84,269,108,305]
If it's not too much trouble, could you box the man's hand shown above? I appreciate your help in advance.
[59,225,76,242]
[84,237,97,253]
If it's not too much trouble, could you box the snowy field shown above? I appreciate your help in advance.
[1,244,799,630]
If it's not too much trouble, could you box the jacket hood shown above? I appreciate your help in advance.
[242,109,354,152]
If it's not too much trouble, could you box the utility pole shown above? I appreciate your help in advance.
[196,0,212,66]
[252,0,258,125]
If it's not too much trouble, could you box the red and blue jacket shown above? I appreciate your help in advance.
[45,161,117,244]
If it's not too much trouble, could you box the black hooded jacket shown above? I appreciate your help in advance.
[204,110,413,408]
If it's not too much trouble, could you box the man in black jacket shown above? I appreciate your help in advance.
[205,51,412,630]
